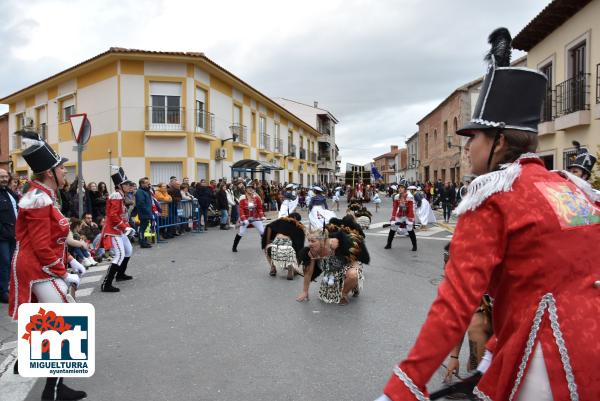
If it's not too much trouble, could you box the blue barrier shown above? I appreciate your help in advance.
[155,199,202,241]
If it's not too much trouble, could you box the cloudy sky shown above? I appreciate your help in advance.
[0,0,547,167]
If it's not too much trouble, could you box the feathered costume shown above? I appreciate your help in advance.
[262,214,305,275]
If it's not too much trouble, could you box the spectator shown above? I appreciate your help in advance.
[88,181,107,220]
[168,178,183,236]
[194,179,214,232]
[225,183,236,227]
[69,177,92,218]
[68,218,97,268]
[216,183,230,230]
[441,181,455,223]
[135,177,153,248]
[180,183,194,232]
[0,168,18,303]
[59,180,71,216]
[80,212,101,242]
[155,182,173,239]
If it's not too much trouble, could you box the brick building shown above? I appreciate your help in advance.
[373,145,400,183]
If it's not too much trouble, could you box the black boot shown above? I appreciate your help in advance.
[384,230,395,249]
[116,257,133,281]
[232,234,242,252]
[408,230,417,251]
[13,359,18,374]
[101,264,120,292]
[42,377,87,401]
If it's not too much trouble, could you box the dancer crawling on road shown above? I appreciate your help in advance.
[9,129,87,401]
[262,212,305,279]
[100,167,136,293]
[232,179,266,252]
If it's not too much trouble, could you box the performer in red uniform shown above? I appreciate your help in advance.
[9,130,87,401]
[100,167,135,292]
[377,28,600,401]
[232,180,266,252]
[384,180,417,251]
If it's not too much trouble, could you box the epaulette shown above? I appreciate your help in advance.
[109,191,123,200]
[18,188,53,209]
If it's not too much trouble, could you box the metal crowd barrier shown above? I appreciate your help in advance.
[155,199,202,241]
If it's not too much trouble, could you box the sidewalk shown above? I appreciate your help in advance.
[433,209,457,233]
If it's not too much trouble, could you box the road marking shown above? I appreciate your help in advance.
[86,263,109,274]
[80,274,103,284]
[0,349,37,401]
[76,288,95,298]
[365,232,452,241]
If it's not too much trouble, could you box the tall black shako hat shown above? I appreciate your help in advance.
[457,28,547,136]
[111,167,134,187]
[17,129,68,174]
[568,141,597,175]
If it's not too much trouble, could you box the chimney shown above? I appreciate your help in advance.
[314,101,318,108]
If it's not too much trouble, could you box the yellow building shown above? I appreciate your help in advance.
[513,0,600,171]
[0,48,321,186]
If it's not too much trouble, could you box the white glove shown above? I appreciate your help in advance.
[407,222,414,231]
[124,227,135,236]
[242,220,250,226]
[69,259,86,276]
[261,216,267,221]
[63,273,81,289]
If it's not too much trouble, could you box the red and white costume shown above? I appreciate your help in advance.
[238,193,265,236]
[390,192,414,234]
[101,191,132,266]
[9,181,74,319]
[383,155,600,401]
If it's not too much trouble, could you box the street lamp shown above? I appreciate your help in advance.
[221,133,239,147]
[447,135,462,151]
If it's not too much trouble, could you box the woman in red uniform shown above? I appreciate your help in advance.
[9,130,87,401]
[377,28,600,401]
[232,180,266,252]
[100,167,135,293]
[384,180,417,251]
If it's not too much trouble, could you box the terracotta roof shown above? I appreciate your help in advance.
[0,48,321,137]
[513,0,592,51]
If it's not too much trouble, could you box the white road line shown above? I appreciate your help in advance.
[0,340,17,351]
[80,275,103,284]
[76,288,95,298]
[0,349,37,401]
[86,264,109,274]
[365,233,452,241]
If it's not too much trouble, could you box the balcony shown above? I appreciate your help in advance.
[230,123,249,146]
[195,110,215,135]
[288,144,297,158]
[147,106,185,131]
[299,148,307,160]
[555,73,591,130]
[274,139,283,154]
[259,133,271,152]
[538,89,555,135]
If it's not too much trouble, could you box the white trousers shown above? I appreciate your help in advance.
[111,235,132,266]
[516,344,554,401]
[238,220,265,236]
[32,279,75,303]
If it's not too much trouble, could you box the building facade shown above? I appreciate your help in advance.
[0,48,322,186]
[274,98,339,185]
[393,148,408,182]
[405,132,419,182]
[513,0,600,172]
[417,79,480,185]
[0,113,8,171]
[373,145,400,184]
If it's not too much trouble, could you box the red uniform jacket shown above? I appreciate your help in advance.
[239,194,264,222]
[101,191,130,248]
[383,156,600,401]
[9,181,70,320]
[390,193,414,222]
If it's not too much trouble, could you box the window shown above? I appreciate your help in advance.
[150,161,183,185]
[434,129,438,144]
[61,97,75,122]
[425,133,429,158]
[443,121,448,151]
[259,116,266,135]
[274,123,281,152]
[195,87,207,130]
[149,82,182,130]
[570,42,586,78]
[540,63,553,122]
[196,162,208,181]
[36,106,47,140]
[563,148,578,170]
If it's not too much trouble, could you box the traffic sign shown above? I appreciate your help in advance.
[69,113,92,145]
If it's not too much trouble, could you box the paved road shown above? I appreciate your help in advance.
[2,196,463,401]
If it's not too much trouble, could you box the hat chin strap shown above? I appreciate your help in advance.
[486,128,504,172]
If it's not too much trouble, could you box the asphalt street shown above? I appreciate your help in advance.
[2,196,463,401]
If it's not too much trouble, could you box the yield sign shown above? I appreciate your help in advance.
[69,113,92,145]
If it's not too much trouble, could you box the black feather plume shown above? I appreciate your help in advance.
[572,141,581,153]
[15,129,41,141]
[485,27,512,67]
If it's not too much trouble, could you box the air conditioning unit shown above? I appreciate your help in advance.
[24,117,34,128]
[270,158,279,166]
[215,147,227,160]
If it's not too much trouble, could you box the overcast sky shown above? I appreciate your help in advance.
[0,0,547,167]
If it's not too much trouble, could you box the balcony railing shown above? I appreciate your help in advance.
[195,110,215,135]
[274,139,283,153]
[597,64,600,104]
[299,148,307,160]
[288,144,297,158]
[230,123,248,145]
[540,89,555,123]
[310,152,317,162]
[556,73,590,117]
[35,124,48,141]
[259,133,271,150]
[148,106,185,131]
[318,153,331,161]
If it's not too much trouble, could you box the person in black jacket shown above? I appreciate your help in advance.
[194,179,214,232]
[135,177,153,248]
[216,183,230,230]
[0,169,18,303]
[441,181,456,223]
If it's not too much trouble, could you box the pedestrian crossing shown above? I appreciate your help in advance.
[74,263,109,299]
